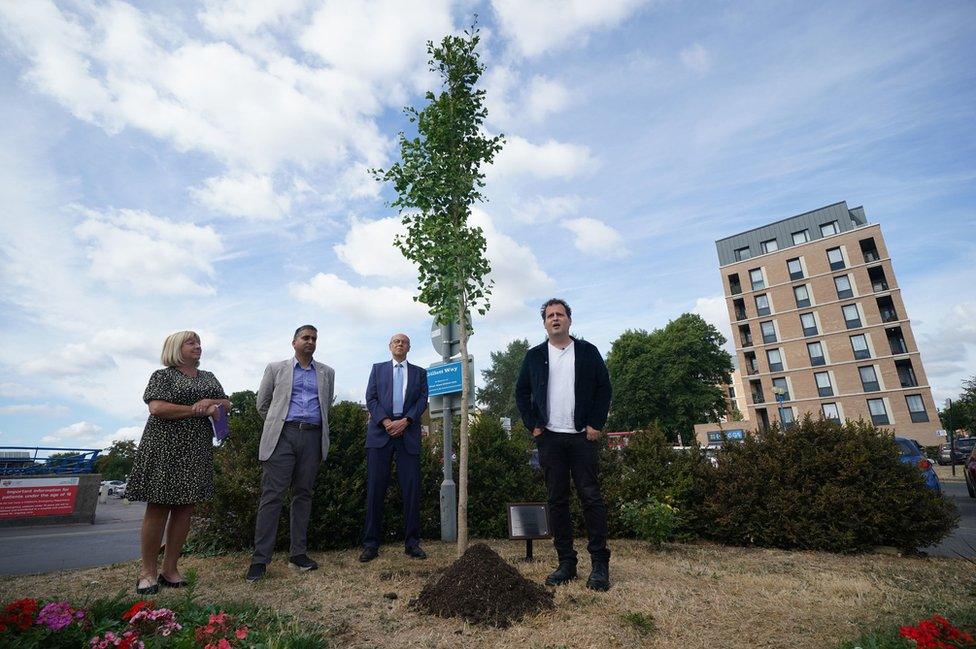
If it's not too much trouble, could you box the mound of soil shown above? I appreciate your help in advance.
[415,543,554,627]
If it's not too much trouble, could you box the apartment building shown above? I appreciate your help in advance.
[695,201,941,446]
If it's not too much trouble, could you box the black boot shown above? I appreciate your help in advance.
[586,560,610,591]
[544,561,578,586]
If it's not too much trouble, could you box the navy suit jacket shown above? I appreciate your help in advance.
[365,360,429,455]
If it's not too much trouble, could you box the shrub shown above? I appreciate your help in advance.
[701,416,959,552]
[620,498,679,547]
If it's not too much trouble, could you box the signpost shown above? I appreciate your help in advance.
[429,321,467,543]
[0,477,79,519]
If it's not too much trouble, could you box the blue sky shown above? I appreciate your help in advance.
[1,0,974,450]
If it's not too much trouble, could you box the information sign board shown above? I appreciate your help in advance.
[0,477,79,519]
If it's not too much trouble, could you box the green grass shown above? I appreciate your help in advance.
[620,611,656,636]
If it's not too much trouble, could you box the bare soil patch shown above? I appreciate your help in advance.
[415,543,553,627]
[1,539,972,648]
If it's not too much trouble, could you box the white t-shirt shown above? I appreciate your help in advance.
[546,341,579,433]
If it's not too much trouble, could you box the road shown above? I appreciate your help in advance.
[0,497,145,576]
[926,469,976,559]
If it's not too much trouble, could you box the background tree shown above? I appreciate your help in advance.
[939,375,976,436]
[606,313,733,442]
[372,25,504,555]
[477,338,529,422]
[94,439,138,480]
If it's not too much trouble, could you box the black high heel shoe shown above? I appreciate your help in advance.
[158,574,187,589]
[136,576,159,595]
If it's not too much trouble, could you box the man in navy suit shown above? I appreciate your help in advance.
[359,333,429,562]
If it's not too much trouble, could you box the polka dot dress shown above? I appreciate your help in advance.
[125,367,228,505]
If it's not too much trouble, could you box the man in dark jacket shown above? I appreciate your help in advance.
[515,298,612,591]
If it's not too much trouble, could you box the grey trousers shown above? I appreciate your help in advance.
[251,422,322,564]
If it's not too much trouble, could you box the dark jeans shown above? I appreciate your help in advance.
[536,430,610,564]
[251,422,322,564]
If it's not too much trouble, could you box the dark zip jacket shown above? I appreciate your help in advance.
[514,336,612,432]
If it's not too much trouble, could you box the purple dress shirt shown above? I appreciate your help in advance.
[285,359,321,425]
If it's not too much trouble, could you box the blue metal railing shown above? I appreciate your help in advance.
[0,447,102,476]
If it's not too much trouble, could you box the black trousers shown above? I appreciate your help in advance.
[536,430,610,564]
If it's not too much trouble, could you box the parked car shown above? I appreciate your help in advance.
[939,437,976,465]
[895,436,940,493]
[104,480,126,496]
[964,448,976,499]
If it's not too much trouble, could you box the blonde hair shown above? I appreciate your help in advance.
[160,331,201,368]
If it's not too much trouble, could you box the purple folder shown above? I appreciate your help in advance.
[211,405,229,442]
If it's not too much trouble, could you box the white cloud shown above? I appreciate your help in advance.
[333,216,416,279]
[289,273,428,323]
[488,135,595,181]
[198,0,308,38]
[680,42,711,73]
[692,295,734,352]
[22,343,117,376]
[0,383,38,398]
[492,0,648,57]
[484,67,570,127]
[74,208,222,296]
[41,420,101,445]
[0,403,69,415]
[192,173,291,219]
[514,195,581,224]
[562,217,628,257]
[525,75,571,122]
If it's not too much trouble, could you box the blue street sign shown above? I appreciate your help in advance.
[427,360,464,396]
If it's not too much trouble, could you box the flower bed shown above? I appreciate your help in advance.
[0,571,325,648]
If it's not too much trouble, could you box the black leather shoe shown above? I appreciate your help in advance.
[586,561,610,591]
[404,545,427,560]
[158,574,186,589]
[359,547,379,563]
[288,554,318,571]
[245,563,266,582]
[544,561,578,586]
[135,577,159,595]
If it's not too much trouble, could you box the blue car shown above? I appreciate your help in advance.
[895,437,941,493]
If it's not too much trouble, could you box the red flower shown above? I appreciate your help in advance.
[900,614,976,649]
[0,598,39,633]
[122,600,153,621]
[235,626,248,640]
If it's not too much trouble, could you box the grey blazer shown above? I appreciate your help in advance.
[256,358,335,462]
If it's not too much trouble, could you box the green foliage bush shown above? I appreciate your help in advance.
[620,497,679,547]
[701,416,959,552]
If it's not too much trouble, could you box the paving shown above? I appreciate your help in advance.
[0,496,145,576]
[926,468,976,559]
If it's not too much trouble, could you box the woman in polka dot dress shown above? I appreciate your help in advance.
[126,330,230,594]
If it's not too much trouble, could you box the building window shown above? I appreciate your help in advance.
[739,324,753,348]
[860,237,880,262]
[750,379,765,404]
[787,257,804,280]
[793,284,811,308]
[735,246,752,262]
[761,238,779,254]
[850,334,871,360]
[766,348,784,372]
[760,320,777,344]
[868,265,889,292]
[896,359,918,388]
[822,402,840,422]
[807,341,825,366]
[815,371,834,397]
[779,406,796,426]
[877,295,898,323]
[867,398,889,425]
[727,386,736,399]
[827,247,845,271]
[728,273,742,295]
[792,230,809,245]
[749,268,765,290]
[842,304,862,329]
[820,221,839,236]
[772,377,790,401]
[834,274,854,299]
[744,350,759,374]
[755,294,771,316]
[733,298,747,321]
[859,366,880,392]
[800,312,818,336]
[906,395,928,423]
[886,326,908,355]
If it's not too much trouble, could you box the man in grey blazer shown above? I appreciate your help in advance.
[246,325,334,582]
